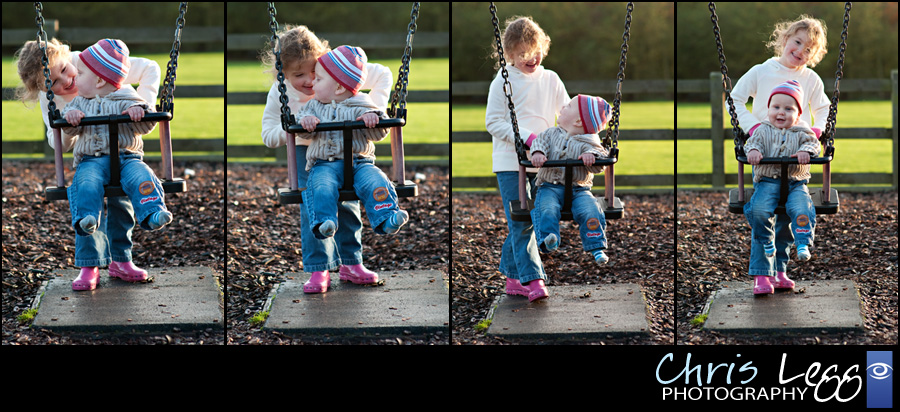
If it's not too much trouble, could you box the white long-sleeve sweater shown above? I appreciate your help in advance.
[485,64,570,173]
[41,50,160,144]
[731,57,831,134]
[261,62,393,149]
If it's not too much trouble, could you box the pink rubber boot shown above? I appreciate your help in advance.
[72,267,100,291]
[524,279,549,302]
[303,270,330,293]
[773,271,795,289]
[753,275,775,295]
[339,264,378,284]
[109,261,149,282]
[505,278,529,297]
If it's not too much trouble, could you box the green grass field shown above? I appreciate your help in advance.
[452,100,893,188]
[225,58,449,151]
[3,52,225,157]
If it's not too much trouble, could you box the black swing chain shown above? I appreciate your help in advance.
[489,2,527,163]
[158,2,187,116]
[605,2,633,159]
[822,2,851,155]
[34,2,60,122]
[708,2,747,157]
[268,2,295,131]
[389,2,419,120]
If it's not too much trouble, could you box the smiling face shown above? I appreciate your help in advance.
[778,31,813,69]
[48,59,78,96]
[510,44,543,74]
[557,98,581,134]
[767,93,800,129]
[285,58,317,96]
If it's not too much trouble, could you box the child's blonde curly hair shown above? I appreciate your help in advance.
[260,24,331,78]
[766,15,828,68]
[492,16,551,69]
[14,38,71,105]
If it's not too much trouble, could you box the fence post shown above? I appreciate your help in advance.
[710,72,725,188]
[892,69,897,190]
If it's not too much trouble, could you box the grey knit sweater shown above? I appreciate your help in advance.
[296,94,389,171]
[57,85,156,167]
[743,121,820,183]
[529,126,609,188]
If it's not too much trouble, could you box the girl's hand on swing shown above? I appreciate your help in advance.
[791,151,810,164]
[123,106,144,122]
[357,112,380,128]
[580,153,595,166]
[531,152,546,167]
[747,149,762,165]
[301,115,320,132]
[65,109,85,126]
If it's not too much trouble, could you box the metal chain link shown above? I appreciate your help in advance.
[489,2,527,162]
[268,2,294,131]
[708,3,746,156]
[822,2,851,153]
[604,2,632,158]
[389,2,419,120]
[34,2,59,121]
[158,2,188,115]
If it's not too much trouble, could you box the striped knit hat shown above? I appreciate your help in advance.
[317,45,367,96]
[768,80,804,114]
[80,39,130,89]
[577,94,612,134]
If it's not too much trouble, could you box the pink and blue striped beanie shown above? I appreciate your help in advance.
[768,80,804,114]
[80,39,130,89]
[318,45,367,96]
[577,94,611,134]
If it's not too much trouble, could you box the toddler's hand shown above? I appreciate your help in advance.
[747,149,762,165]
[791,151,810,164]
[65,110,85,126]
[357,112,380,128]
[580,153,595,166]
[531,152,546,167]
[301,115,320,132]
[123,106,145,122]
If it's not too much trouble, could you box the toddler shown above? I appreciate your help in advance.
[530,95,611,265]
[61,39,172,290]
[298,45,409,242]
[731,15,831,292]
[743,80,820,295]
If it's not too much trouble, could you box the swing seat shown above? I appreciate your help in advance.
[278,118,418,205]
[728,155,839,215]
[509,157,623,222]
[44,112,187,201]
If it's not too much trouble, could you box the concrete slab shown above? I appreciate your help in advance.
[486,283,650,340]
[704,280,864,334]
[263,270,448,336]
[32,266,223,333]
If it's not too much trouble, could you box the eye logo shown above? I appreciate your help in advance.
[867,362,893,380]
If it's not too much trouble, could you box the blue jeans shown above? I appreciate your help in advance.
[496,171,545,284]
[531,183,607,252]
[296,145,363,272]
[303,156,401,238]
[68,153,166,267]
[744,177,816,276]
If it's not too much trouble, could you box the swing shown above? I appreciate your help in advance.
[40,2,189,202]
[491,2,631,222]
[708,2,849,215]
[269,2,419,205]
